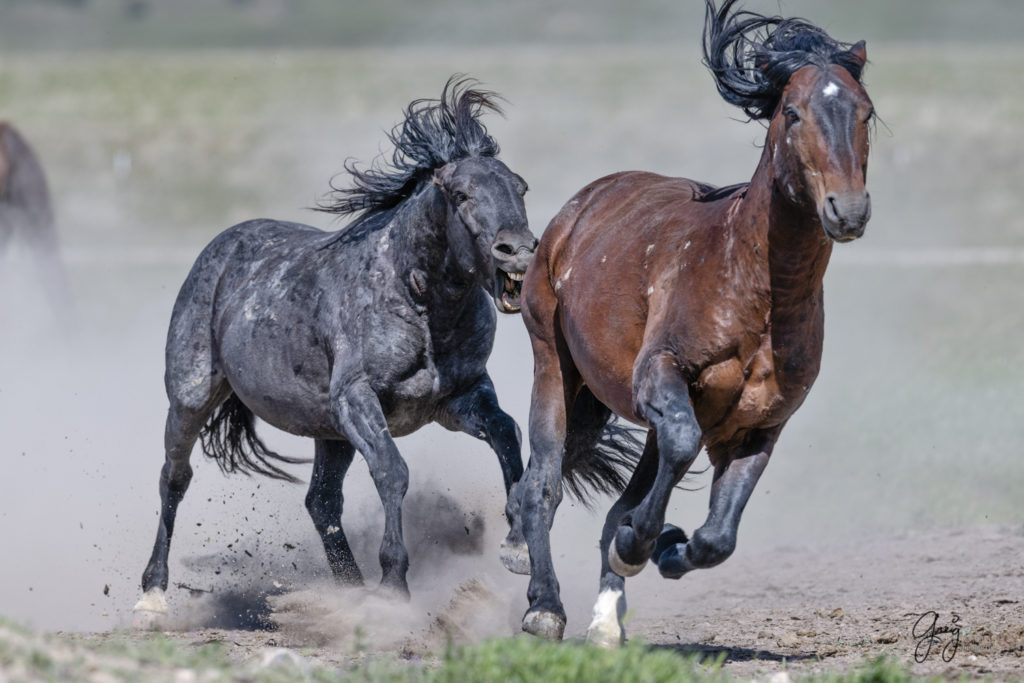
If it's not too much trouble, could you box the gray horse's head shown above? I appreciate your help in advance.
[433,157,537,313]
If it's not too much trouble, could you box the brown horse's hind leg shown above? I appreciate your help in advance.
[609,353,702,576]
[306,439,362,584]
[655,429,777,578]
[586,430,658,648]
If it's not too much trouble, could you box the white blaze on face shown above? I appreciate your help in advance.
[822,81,840,97]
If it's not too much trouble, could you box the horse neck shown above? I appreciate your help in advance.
[742,138,833,331]
[389,185,478,308]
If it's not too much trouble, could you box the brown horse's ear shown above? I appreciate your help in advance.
[432,163,456,187]
[848,40,867,67]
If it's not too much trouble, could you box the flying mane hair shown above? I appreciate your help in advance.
[702,0,867,121]
[318,76,502,231]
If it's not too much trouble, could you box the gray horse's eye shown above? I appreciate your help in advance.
[452,191,469,205]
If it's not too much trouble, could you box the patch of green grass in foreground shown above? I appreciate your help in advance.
[0,615,939,683]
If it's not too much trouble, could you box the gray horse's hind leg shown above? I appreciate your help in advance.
[306,439,362,584]
[136,292,230,625]
[135,389,227,624]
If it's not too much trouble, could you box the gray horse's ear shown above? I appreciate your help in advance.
[432,163,456,187]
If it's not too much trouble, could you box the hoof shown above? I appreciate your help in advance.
[585,589,625,649]
[132,588,168,630]
[522,610,566,641]
[653,524,690,579]
[499,539,531,575]
[652,524,689,565]
[608,526,648,577]
[586,622,624,649]
[376,581,411,602]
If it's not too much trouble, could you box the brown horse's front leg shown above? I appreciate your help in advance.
[609,353,701,576]
[654,428,778,578]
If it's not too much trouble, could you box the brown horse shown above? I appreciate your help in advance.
[0,121,72,317]
[504,0,875,643]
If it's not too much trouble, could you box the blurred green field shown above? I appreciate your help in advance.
[1,5,1023,636]
[3,0,1024,50]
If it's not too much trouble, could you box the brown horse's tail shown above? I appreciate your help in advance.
[199,394,308,484]
[560,388,646,505]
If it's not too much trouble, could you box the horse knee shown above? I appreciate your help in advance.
[658,414,701,466]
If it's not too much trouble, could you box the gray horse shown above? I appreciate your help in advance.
[134,78,537,623]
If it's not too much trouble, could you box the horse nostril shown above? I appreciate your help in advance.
[824,193,841,224]
[495,243,515,256]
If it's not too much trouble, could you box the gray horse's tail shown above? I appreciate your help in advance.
[199,394,308,484]
[560,389,647,505]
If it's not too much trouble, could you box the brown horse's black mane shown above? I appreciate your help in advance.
[702,0,867,121]
[317,76,502,238]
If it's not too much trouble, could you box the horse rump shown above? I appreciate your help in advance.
[199,393,309,484]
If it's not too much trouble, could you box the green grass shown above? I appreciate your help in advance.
[1,616,937,683]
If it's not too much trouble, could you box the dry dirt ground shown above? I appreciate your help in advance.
[52,525,1024,681]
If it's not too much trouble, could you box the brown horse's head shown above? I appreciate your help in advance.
[703,0,874,242]
[770,46,873,242]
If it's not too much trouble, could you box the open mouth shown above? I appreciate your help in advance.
[498,269,525,313]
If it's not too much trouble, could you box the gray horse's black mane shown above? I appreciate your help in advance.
[702,0,867,121]
[318,76,502,237]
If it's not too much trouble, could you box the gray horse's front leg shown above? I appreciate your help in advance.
[437,373,528,572]
[331,373,411,597]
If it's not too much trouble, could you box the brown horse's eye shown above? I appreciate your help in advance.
[784,106,801,125]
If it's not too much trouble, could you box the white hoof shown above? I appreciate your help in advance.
[585,589,625,649]
[132,588,168,630]
[608,543,646,578]
[499,539,531,575]
[522,610,566,641]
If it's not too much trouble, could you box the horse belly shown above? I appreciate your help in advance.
[219,328,337,438]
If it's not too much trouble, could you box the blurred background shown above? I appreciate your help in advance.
[1,0,1023,635]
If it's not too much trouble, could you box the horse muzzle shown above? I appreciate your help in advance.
[491,228,538,313]
[820,190,871,243]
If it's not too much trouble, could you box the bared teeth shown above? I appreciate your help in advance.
[507,272,525,282]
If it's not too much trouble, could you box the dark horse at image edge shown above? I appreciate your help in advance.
[0,121,73,317]
[501,0,875,643]
[134,78,538,623]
